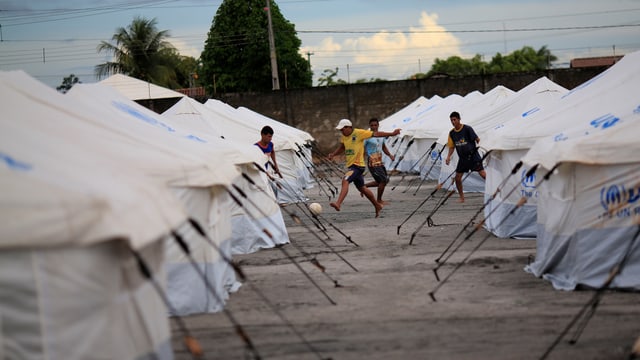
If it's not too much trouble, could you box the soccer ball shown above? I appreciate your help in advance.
[308,202,322,215]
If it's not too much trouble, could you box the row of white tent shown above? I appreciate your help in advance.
[380,50,640,291]
[0,71,314,359]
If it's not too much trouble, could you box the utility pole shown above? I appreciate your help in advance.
[346,64,350,84]
[502,21,507,54]
[306,51,314,72]
[266,0,280,90]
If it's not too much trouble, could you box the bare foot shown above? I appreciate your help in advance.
[458,198,465,203]
[330,202,341,211]
[375,202,384,218]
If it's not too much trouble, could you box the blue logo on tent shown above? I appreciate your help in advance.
[1,152,32,171]
[600,184,640,213]
[590,114,619,130]
[402,117,412,123]
[430,149,440,160]
[553,132,568,142]
[601,184,624,211]
[185,134,207,143]
[522,107,540,118]
[416,104,436,117]
[520,168,538,198]
[600,184,640,212]
[521,168,536,189]
[112,101,176,133]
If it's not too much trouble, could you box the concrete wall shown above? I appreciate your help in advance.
[210,67,607,154]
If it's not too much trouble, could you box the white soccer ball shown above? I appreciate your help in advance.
[308,202,322,215]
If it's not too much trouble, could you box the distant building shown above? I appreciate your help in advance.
[176,86,206,97]
[570,55,624,68]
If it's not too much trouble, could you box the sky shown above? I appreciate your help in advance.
[1,0,639,89]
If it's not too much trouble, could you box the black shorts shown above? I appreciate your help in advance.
[368,165,389,184]
[456,153,484,173]
[344,165,366,188]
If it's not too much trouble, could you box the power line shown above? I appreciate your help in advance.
[0,0,179,27]
[298,23,640,34]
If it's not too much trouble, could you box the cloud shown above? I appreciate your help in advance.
[302,12,463,82]
[169,38,201,58]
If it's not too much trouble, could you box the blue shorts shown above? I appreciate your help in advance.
[368,165,389,184]
[344,165,366,188]
[456,152,484,173]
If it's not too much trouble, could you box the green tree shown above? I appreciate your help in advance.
[423,46,557,77]
[95,17,177,87]
[56,74,81,93]
[427,54,485,77]
[201,0,312,93]
[160,48,202,88]
[355,77,387,84]
[490,45,557,72]
[317,68,347,86]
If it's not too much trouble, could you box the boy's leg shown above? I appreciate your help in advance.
[358,185,383,217]
[454,172,465,202]
[330,178,349,211]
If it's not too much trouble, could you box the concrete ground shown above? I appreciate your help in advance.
[171,175,640,360]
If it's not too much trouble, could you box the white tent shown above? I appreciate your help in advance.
[66,83,264,314]
[519,51,640,290]
[379,96,431,132]
[379,96,440,173]
[388,94,466,176]
[475,77,568,238]
[435,85,515,192]
[236,105,316,195]
[203,99,314,204]
[161,96,290,255]
[99,73,186,101]
[0,71,189,359]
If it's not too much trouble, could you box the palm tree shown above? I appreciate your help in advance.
[536,45,558,69]
[95,17,177,86]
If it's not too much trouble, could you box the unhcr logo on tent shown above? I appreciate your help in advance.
[416,104,436,117]
[1,152,32,172]
[431,149,440,161]
[520,168,538,198]
[599,183,640,218]
[185,134,207,143]
[522,107,540,118]
[553,132,568,142]
[112,101,176,133]
[590,114,619,130]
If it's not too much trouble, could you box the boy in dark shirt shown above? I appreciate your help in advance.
[444,111,486,202]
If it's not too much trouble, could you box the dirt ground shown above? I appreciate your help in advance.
[171,175,640,360]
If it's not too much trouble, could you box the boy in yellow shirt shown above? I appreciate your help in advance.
[328,119,401,217]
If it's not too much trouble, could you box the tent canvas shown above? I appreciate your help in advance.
[379,96,431,132]
[100,73,186,101]
[379,96,439,173]
[161,96,290,255]
[524,162,640,290]
[520,50,640,289]
[203,99,314,204]
[1,71,190,359]
[387,94,465,176]
[67,83,264,314]
[435,85,515,193]
[474,77,568,238]
[235,105,316,196]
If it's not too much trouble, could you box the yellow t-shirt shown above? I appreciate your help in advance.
[341,128,374,167]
